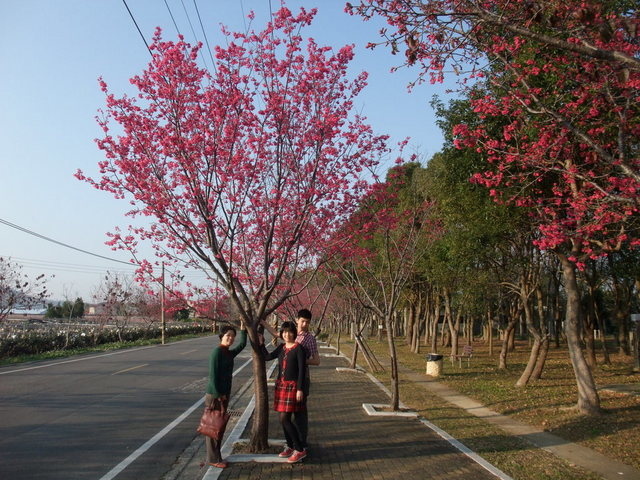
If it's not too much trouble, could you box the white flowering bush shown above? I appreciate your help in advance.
[0,320,209,359]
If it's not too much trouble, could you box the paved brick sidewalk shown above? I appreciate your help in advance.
[208,350,507,480]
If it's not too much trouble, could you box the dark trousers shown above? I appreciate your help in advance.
[293,409,308,449]
[294,371,310,449]
[280,412,303,451]
[204,394,228,463]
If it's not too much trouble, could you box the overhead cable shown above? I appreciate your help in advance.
[163,0,181,36]
[0,217,135,266]
[122,0,153,57]
[193,0,217,73]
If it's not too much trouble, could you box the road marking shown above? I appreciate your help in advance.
[0,345,156,375]
[180,349,198,355]
[203,361,278,480]
[111,363,148,375]
[0,336,207,376]
[98,355,253,480]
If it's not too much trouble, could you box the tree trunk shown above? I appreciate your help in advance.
[583,308,597,369]
[499,302,521,369]
[508,323,516,351]
[449,311,462,358]
[385,313,400,411]
[405,306,413,345]
[248,345,270,451]
[610,262,631,355]
[498,330,511,369]
[559,254,602,415]
[554,293,562,348]
[516,337,541,387]
[530,286,550,381]
[423,288,432,347]
[349,338,359,369]
[443,289,460,357]
[531,335,549,380]
[430,294,441,353]
[516,293,541,387]
[595,307,611,365]
[487,308,494,356]
[414,299,424,353]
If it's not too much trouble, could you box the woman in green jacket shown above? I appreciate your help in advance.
[205,322,247,468]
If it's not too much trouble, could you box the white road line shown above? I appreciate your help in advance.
[98,356,253,480]
[362,363,513,480]
[111,363,149,375]
[0,336,206,376]
[0,345,156,375]
[202,361,279,480]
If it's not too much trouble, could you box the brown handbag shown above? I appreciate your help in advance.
[197,398,230,440]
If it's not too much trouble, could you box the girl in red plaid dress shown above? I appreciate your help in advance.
[261,321,308,463]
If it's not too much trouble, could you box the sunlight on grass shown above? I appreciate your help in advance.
[336,336,639,479]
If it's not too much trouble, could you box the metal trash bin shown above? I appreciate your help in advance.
[426,353,443,377]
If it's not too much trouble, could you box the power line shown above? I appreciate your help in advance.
[163,0,181,36]
[179,0,211,73]
[5,255,210,280]
[192,0,217,73]
[122,0,153,57]
[4,256,136,275]
[0,218,136,267]
[240,0,247,32]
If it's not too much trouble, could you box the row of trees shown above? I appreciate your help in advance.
[76,2,638,451]
[318,155,638,409]
[0,263,202,327]
[45,297,85,319]
[346,0,639,415]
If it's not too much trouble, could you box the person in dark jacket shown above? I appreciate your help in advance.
[261,321,308,464]
[205,322,247,468]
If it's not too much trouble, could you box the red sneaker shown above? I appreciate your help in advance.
[287,449,307,463]
[278,447,294,458]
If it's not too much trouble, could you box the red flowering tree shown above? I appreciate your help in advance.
[330,163,439,410]
[277,271,336,332]
[349,0,639,415]
[77,7,389,449]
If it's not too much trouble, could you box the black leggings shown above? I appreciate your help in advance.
[280,412,303,452]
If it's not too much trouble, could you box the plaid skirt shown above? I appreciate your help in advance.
[273,379,306,413]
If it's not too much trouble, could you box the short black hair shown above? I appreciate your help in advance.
[219,325,237,340]
[297,309,312,320]
[279,321,298,338]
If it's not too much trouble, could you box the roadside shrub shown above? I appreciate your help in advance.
[0,321,209,359]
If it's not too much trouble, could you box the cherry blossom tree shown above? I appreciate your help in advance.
[330,163,439,410]
[0,257,49,323]
[278,271,336,333]
[348,0,639,415]
[76,7,389,449]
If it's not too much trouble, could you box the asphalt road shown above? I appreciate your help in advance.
[0,335,254,480]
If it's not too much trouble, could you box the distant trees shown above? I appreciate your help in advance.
[93,272,147,341]
[45,297,85,319]
[0,257,49,322]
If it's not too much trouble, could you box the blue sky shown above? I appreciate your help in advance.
[0,0,453,301]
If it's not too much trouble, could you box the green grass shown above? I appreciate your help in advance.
[336,337,639,480]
